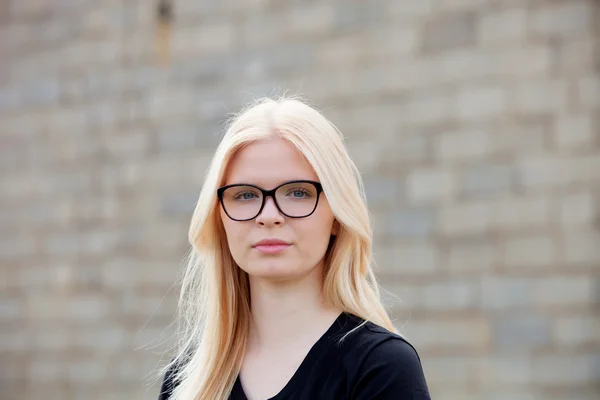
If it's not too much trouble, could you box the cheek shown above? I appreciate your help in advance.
[293,217,335,260]
[220,213,247,257]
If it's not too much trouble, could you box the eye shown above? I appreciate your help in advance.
[232,191,260,201]
[286,188,312,199]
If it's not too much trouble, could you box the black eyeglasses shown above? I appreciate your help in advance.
[217,180,323,221]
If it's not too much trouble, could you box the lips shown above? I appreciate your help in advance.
[253,239,290,254]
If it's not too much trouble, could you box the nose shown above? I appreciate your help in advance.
[255,196,284,226]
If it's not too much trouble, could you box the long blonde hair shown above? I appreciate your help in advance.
[163,96,397,400]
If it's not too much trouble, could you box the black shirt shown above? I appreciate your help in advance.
[158,312,431,399]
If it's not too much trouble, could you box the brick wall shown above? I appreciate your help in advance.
[1,0,598,399]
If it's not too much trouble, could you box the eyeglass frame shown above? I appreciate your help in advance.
[217,180,324,221]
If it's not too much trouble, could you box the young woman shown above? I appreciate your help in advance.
[157,97,430,400]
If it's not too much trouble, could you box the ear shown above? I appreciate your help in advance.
[331,219,340,236]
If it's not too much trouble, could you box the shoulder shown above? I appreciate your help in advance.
[364,322,424,369]
[360,330,426,385]
[338,317,423,369]
[339,318,431,399]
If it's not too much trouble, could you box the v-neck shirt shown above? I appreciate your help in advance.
[158,312,431,400]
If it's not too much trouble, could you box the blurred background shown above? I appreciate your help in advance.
[1,0,599,399]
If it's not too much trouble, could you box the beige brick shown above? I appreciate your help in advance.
[435,0,502,11]
[554,314,600,346]
[389,0,434,19]
[0,329,27,353]
[422,10,476,53]
[503,234,556,269]
[346,139,383,172]
[563,228,600,266]
[530,1,594,38]
[174,0,217,18]
[30,327,71,352]
[479,8,527,45]
[492,314,551,350]
[28,357,65,382]
[132,325,177,353]
[513,79,569,115]
[424,356,474,386]
[317,34,364,66]
[437,122,546,163]
[15,263,71,291]
[147,87,196,119]
[0,297,21,322]
[386,207,436,238]
[402,92,454,125]
[519,155,600,190]
[486,390,539,400]
[104,128,151,159]
[555,36,596,73]
[532,354,598,386]
[419,280,478,310]
[101,259,178,288]
[285,3,335,39]
[490,196,550,232]
[578,75,600,110]
[377,241,438,275]
[438,201,490,236]
[65,295,111,321]
[0,232,37,260]
[494,120,548,156]
[461,163,513,196]
[519,155,568,188]
[405,168,456,203]
[25,295,67,321]
[493,45,553,77]
[427,389,480,400]
[120,33,155,65]
[120,292,178,319]
[172,21,235,55]
[430,45,552,84]
[445,240,499,272]
[365,26,418,60]
[70,325,127,352]
[362,174,401,207]
[78,229,118,256]
[533,276,595,307]
[455,85,507,121]
[430,50,487,83]
[404,317,491,349]
[436,129,491,161]
[476,356,531,386]
[59,40,120,67]
[135,156,203,187]
[380,129,432,164]
[332,60,435,94]
[327,104,404,141]
[387,280,477,311]
[480,276,533,310]
[554,113,596,150]
[560,191,596,226]
[68,359,110,383]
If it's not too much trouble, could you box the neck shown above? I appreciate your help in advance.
[246,263,342,351]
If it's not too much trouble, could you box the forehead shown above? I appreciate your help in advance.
[223,137,318,187]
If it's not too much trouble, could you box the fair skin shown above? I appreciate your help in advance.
[220,136,342,400]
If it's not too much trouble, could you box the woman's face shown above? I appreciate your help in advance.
[219,136,337,281]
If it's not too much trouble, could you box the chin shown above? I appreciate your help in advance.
[244,261,309,281]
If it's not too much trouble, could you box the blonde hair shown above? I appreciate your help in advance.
[162,96,397,400]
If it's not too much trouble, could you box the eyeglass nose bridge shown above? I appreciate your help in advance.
[254,188,284,217]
